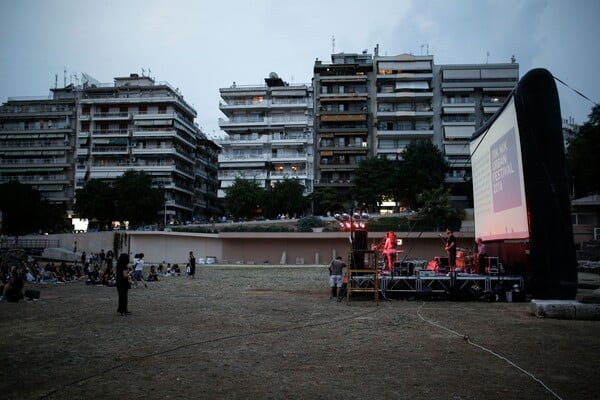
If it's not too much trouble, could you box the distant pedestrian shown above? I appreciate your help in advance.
[188,251,196,279]
[132,253,147,288]
[328,256,346,302]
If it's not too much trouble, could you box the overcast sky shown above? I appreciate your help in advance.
[1,0,598,138]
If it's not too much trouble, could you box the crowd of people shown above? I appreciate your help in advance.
[1,247,202,304]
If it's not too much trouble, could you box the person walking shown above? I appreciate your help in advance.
[116,253,131,315]
[188,251,196,279]
[133,253,147,288]
[328,256,346,302]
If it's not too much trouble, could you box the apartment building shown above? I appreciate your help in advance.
[313,52,374,194]
[374,53,435,160]
[0,87,78,210]
[437,62,519,202]
[217,73,313,198]
[0,73,219,225]
[76,73,218,223]
[218,53,519,210]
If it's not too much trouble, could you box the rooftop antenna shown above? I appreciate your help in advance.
[486,51,490,64]
[332,35,335,54]
[63,67,67,87]
[420,44,424,55]
[54,74,58,89]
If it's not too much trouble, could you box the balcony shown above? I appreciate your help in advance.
[92,112,130,120]
[92,129,129,136]
[377,129,434,138]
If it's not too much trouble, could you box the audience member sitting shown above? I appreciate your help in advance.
[147,265,160,281]
[1,267,25,302]
[172,264,181,276]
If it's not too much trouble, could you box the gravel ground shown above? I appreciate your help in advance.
[1,265,599,400]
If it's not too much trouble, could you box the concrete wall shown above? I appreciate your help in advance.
[36,230,477,266]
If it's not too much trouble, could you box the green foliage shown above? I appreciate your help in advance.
[262,178,308,218]
[296,216,323,232]
[351,157,400,211]
[310,187,346,215]
[397,140,448,208]
[224,178,263,220]
[74,179,116,228]
[0,181,42,235]
[567,104,600,197]
[416,187,463,231]
[172,226,219,234]
[114,170,164,226]
[219,224,295,233]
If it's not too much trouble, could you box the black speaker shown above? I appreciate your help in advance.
[352,230,368,250]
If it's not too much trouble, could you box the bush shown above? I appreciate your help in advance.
[296,216,323,232]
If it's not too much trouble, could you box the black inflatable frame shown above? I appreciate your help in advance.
[471,68,578,299]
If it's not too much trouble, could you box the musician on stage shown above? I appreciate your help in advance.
[383,231,397,271]
[475,237,487,274]
[444,228,457,270]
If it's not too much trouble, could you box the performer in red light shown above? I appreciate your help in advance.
[383,231,397,271]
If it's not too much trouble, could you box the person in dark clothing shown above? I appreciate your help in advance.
[116,253,131,315]
[445,228,457,270]
[2,267,25,302]
[188,251,196,279]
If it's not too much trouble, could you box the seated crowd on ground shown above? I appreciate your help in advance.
[0,248,191,303]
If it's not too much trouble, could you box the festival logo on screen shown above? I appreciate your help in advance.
[490,128,521,212]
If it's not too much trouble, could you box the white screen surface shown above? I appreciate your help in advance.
[470,98,529,241]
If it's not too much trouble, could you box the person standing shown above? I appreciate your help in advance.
[188,251,196,279]
[475,237,488,274]
[328,256,346,302]
[116,253,131,315]
[383,231,398,272]
[445,228,457,270]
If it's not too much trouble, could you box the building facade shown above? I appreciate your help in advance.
[0,73,220,225]
[313,52,374,194]
[217,73,313,198]
[436,62,519,202]
[0,87,78,211]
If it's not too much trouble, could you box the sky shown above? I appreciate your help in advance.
[1,0,598,138]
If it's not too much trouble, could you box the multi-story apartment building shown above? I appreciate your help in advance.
[76,73,218,223]
[313,52,374,194]
[0,87,78,210]
[217,73,313,198]
[219,53,519,211]
[374,53,434,160]
[0,73,219,225]
[436,62,519,202]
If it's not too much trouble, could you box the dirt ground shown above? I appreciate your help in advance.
[1,266,599,400]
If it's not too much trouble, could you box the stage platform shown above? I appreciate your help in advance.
[349,271,524,300]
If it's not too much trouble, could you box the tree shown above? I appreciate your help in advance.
[310,187,346,216]
[224,178,263,220]
[351,157,399,211]
[397,140,448,209]
[114,170,164,226]
[0,181,43,235]
[567,104,600,198]
[74,179,116,228]
[263,178,308,218]
[415,187,463,231]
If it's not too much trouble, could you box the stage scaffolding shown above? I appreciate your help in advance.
[349,272,524,301]
[345,249,379,305]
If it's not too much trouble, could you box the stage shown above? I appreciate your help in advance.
[349,271,525,301]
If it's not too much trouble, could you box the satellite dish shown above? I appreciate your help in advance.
[269,72,279,79]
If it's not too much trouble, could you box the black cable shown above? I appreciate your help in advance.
[553,75,599,107]
[38,306,381,399]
